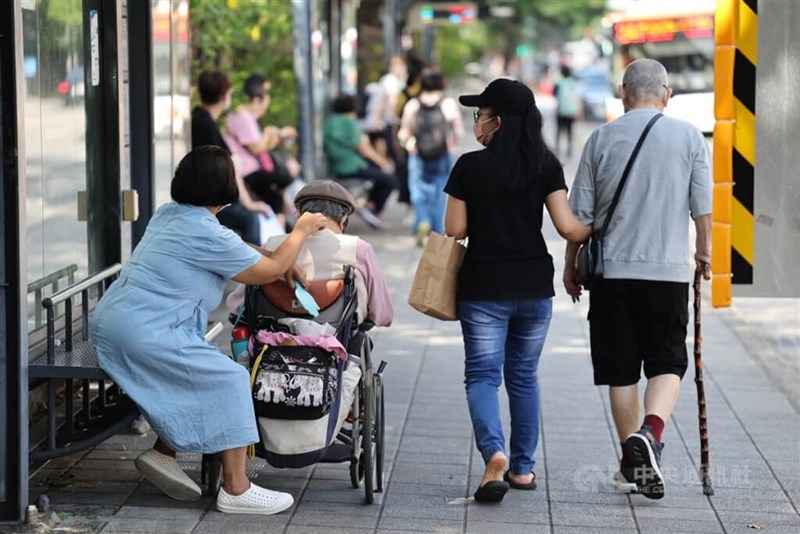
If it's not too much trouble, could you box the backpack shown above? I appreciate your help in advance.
[413,100,449,160]
[556,77,580,118]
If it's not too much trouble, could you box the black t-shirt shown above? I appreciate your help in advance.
[444,145,567,301]
[191,106,229,151]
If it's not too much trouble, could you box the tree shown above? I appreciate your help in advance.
[190,0,297,126]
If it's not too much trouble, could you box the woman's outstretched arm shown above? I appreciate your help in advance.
[545,190,592,243]
[233,212,327,285]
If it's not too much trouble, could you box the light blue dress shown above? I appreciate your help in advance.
[92,202,261,453]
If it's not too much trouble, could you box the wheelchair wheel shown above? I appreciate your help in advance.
[374,372,385,493]
[202,453,222,497]
[362,366,375,504]
[349,385,362,489]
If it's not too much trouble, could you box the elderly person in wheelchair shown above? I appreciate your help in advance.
[218,180,393,502]
[229,180,393,329]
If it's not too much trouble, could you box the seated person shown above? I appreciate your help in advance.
[225,74,297,227]
[323,94,396,228]
[191,70,269,244]
[228,180,393,328]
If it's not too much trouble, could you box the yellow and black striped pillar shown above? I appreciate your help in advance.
[713,0,757,308]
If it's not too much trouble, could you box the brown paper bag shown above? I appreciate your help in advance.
[408,232,466,321]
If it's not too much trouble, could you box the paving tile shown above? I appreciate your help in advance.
[100,518,197,533]
[637,516,724,533]
[632,505,718,521]
[289,509,379,529]
[378,517,464,532]
[115,506,206,520]
[286,528,373,534]
[194,519,289,534]
[44,490,131,507]
[467,521,550,534]
[716,510,800,531]
[384,482,468,499]
[552,528,625,534]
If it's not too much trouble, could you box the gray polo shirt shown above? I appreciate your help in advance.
[569,108,712,283]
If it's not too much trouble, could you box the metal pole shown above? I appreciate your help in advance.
[292,0,316,181]
[693,270,714,496]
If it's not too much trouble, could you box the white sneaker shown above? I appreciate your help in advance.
[216,483,294,515]
[134,449,202,501]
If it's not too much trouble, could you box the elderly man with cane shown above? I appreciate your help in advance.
[564,59,712,499]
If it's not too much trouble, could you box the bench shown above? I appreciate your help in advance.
[28,263,224,462]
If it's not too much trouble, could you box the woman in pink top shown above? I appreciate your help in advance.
[225,74,296,222]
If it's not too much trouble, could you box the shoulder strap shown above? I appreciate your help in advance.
[597,113,663,239]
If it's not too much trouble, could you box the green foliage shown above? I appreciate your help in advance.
[436,24,489,77]
[190,0,297,127]
[432,0,606,75]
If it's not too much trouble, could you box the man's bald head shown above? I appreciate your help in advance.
[622,59,669,107]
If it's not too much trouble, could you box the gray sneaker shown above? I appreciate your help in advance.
[625,426,665,500]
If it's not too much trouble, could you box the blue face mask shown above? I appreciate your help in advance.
[294,282,320,317]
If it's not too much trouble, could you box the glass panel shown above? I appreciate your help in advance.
[152,0,190,208]
[22,0,89,333]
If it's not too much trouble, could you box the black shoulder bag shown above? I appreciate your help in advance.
[577,113,663,289]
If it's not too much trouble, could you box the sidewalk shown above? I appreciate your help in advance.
[14,196,799,534]
[12,116,800,533]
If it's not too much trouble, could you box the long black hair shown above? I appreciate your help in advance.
[492,102,555,192]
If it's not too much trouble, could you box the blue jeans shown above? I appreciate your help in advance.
[408,153,450,234]
[459,298,552,475]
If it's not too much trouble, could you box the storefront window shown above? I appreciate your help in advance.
[22,0,89,333]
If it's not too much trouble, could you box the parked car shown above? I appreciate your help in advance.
[574,66,611,122]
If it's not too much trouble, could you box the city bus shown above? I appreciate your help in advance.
[603,0,716,134]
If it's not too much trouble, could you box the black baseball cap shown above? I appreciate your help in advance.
[459,78,534,116]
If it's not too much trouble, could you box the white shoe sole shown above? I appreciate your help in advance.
[216,497,294,515]
[135,454,202,501]
[626,433,665,499]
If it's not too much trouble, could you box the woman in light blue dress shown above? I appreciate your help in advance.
[92,146,327,515]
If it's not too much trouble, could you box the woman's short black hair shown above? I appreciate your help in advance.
[331,94,358,114]
[243,74,268,101]
[420,69,445,92]
[170,146,239,207]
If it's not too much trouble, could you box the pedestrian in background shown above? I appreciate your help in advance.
[554,65,580,158]
[446,79,592,502]
[393,53,426,208]
[564,58,712,499]
[398,68,463,246]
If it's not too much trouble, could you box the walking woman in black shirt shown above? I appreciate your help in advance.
[444,79,591,502]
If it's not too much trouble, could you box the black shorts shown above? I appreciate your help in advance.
[589,279,689,387]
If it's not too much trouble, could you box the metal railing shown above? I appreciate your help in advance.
[26,264,79,330]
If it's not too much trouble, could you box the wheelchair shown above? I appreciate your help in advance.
[201,265,387,504]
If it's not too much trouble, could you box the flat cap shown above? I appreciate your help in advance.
[294,180,357,215]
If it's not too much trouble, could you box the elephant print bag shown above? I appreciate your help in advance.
[250,343,342,420]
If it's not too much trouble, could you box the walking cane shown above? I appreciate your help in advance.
[693,268,714,496]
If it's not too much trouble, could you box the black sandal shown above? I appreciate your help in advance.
[473,480,510,502]
[504,471,537,490]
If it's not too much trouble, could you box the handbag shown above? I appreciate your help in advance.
[250,343,342,420]
[577,113,663,289]
[408,232,467,321]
